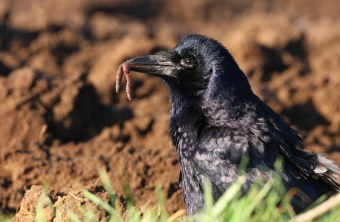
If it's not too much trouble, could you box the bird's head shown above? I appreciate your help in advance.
[124,34,252,106]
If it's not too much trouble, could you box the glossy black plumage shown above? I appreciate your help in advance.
[120,34,340,215]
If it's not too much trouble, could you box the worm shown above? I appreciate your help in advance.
[115,64,123,93]
[115,63,132,101]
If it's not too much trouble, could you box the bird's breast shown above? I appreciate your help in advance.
[171,126,197,158]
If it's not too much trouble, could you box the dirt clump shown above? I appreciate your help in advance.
[11,184,122,222]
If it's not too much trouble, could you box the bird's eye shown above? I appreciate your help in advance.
[180,57,197,69]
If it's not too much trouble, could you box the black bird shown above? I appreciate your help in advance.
[117,34,340,215]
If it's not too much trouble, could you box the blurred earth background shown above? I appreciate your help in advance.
[0,0,340,219]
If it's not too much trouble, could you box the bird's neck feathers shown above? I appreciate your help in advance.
[200,59,255,127]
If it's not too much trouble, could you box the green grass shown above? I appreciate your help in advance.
[0,214,13,222]
[6,169,340,222]
[40,171,340,221]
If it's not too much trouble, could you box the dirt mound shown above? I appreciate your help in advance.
[11,184,122,222]
[0,0,340,217]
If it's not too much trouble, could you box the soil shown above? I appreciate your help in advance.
[1,0,340,220]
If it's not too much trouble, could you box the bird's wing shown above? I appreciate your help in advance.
[249,104,340,192]
[267,111,340,191]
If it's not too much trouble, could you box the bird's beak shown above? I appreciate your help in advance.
[124,51,179,78]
